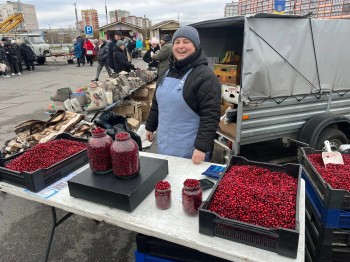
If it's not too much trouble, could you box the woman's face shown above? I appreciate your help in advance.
[151,43,157,48]
[120,45,125,50]
[99,40,103,45]
[172,37,195,61]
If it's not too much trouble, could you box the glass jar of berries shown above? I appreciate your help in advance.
[182,179,202,216]
[87,127,113,174]
[110,132,140,179]
[155,181,171,210]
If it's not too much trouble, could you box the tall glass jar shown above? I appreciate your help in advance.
[182,179,202,216]
[155,181,171,210]
[110,132,140,179]
[87,127,113,174]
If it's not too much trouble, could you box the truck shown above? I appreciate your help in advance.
[0,13,50,64]
[191,14,350,163]
[1,33,51,64]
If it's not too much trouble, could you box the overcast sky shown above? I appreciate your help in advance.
[23,0,230,29]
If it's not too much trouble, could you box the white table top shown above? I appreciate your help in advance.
[0,152,305,262]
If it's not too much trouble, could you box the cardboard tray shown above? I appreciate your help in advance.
[199,156,301,258]
[68,156,168,212]
[298,147,350,210]
[0,133,88,192]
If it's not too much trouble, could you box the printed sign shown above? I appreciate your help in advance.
[84,26,93,35]
[273,0,286,14]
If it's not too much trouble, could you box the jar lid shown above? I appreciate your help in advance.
[115,132,131,141]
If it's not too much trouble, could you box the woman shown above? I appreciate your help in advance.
[92,39,112,82]
[73,39,84,67]
[143,38,160,69]
[112,40,137,74]
[84,39,95,66]
[145,26,221,164]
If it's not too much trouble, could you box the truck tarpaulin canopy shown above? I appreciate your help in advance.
[192,15,350,102]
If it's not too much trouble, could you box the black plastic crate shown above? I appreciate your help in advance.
[136,234,230,262]
[298,147,350,210]
[306,198,350,247]
[305,220,350,262]
[0,133,88,192]
[199,156,301,258]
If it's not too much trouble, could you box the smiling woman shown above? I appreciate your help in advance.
[146,26,221,164]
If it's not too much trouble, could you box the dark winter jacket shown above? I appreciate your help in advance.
[97,41,109,66]
[143,45,160,68]
[108,40,117,69]
[0,46,7,63]
[20,43,34,61]
[5,44,17,64]
[127,40,136,54]
[13,44,23,63]
[146,47,221,153]
[112,45,135,74]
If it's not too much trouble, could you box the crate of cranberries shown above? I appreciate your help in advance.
[199,156,301,258]
[0,133,88,192]
[299,147,350,211]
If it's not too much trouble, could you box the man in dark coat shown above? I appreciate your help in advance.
[5,42,20,75]
[112,40,137,74]
[92,39,112,81]
[0,41,10,77]
[20,42,35,71]
[12,40,23,73]
[108,31,122,70]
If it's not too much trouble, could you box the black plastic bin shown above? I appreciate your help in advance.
[136,234,230,262]
[0,133,88,192]
[199,156,301,258]
[298,147,350,210]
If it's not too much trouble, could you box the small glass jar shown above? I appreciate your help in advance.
[87,128,113,174]
[155,181,171,210]
[110,132,140,179]
[182,179,202,216]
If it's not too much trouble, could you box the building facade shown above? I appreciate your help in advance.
[237,0,350,19]
[109,9,130,23]
[81,9,99,30]
[0,0,38,30]
[225,1,240,16]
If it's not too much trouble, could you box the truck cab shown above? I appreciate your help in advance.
[1,33,50,64]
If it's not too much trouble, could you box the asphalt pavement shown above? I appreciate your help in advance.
[0,57,148,262]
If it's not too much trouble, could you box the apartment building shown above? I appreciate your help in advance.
[225,1,240,16]
[0,0,38,30]
[109,9,130,23]
[81,9,99,30]
[237,0,350,19]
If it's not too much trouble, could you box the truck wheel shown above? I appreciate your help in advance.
[315,128,348,150]
[37,57,46,64]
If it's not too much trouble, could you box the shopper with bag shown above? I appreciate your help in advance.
[0,42,10,77]
[84,39,95,66]
[146,26,221,164]
[73,39,84,67]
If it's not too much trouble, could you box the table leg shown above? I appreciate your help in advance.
[44,207,74,262]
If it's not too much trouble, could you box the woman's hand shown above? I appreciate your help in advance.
[146,131,154,142]
[192,149,205,164]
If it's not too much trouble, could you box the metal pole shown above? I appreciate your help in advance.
[74,1,79,30]
[105,0,108,25]
[18,0,23,31]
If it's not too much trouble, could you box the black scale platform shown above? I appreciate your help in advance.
[68,156,168,212]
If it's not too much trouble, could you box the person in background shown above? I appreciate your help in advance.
[151,34,172,81]
[108,31,122,70]
[128,37,137,58]
[143,37,160,69]
[92,39,112,82]
[73,39,84,67]
[145,26,221,164]
[145,37,150,51]
[84,39,95,66]
[20,41,35,71]
[93,39,99,61]
[0,41,10,77]
[136,38,143,59]
[77,36,86,65]
[123,36,132,63]
[112,40,138,74]
[5,42,20,75]
[12,40,23,73]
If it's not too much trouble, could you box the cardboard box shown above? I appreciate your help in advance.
[112,102,142,122]
[214,64,238,85]
[127,117,140,131]
[134,87,149,98]
[140,102,151,122]
[133,82,156,103]
[221,100,234,116]
[219,120,236,138]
